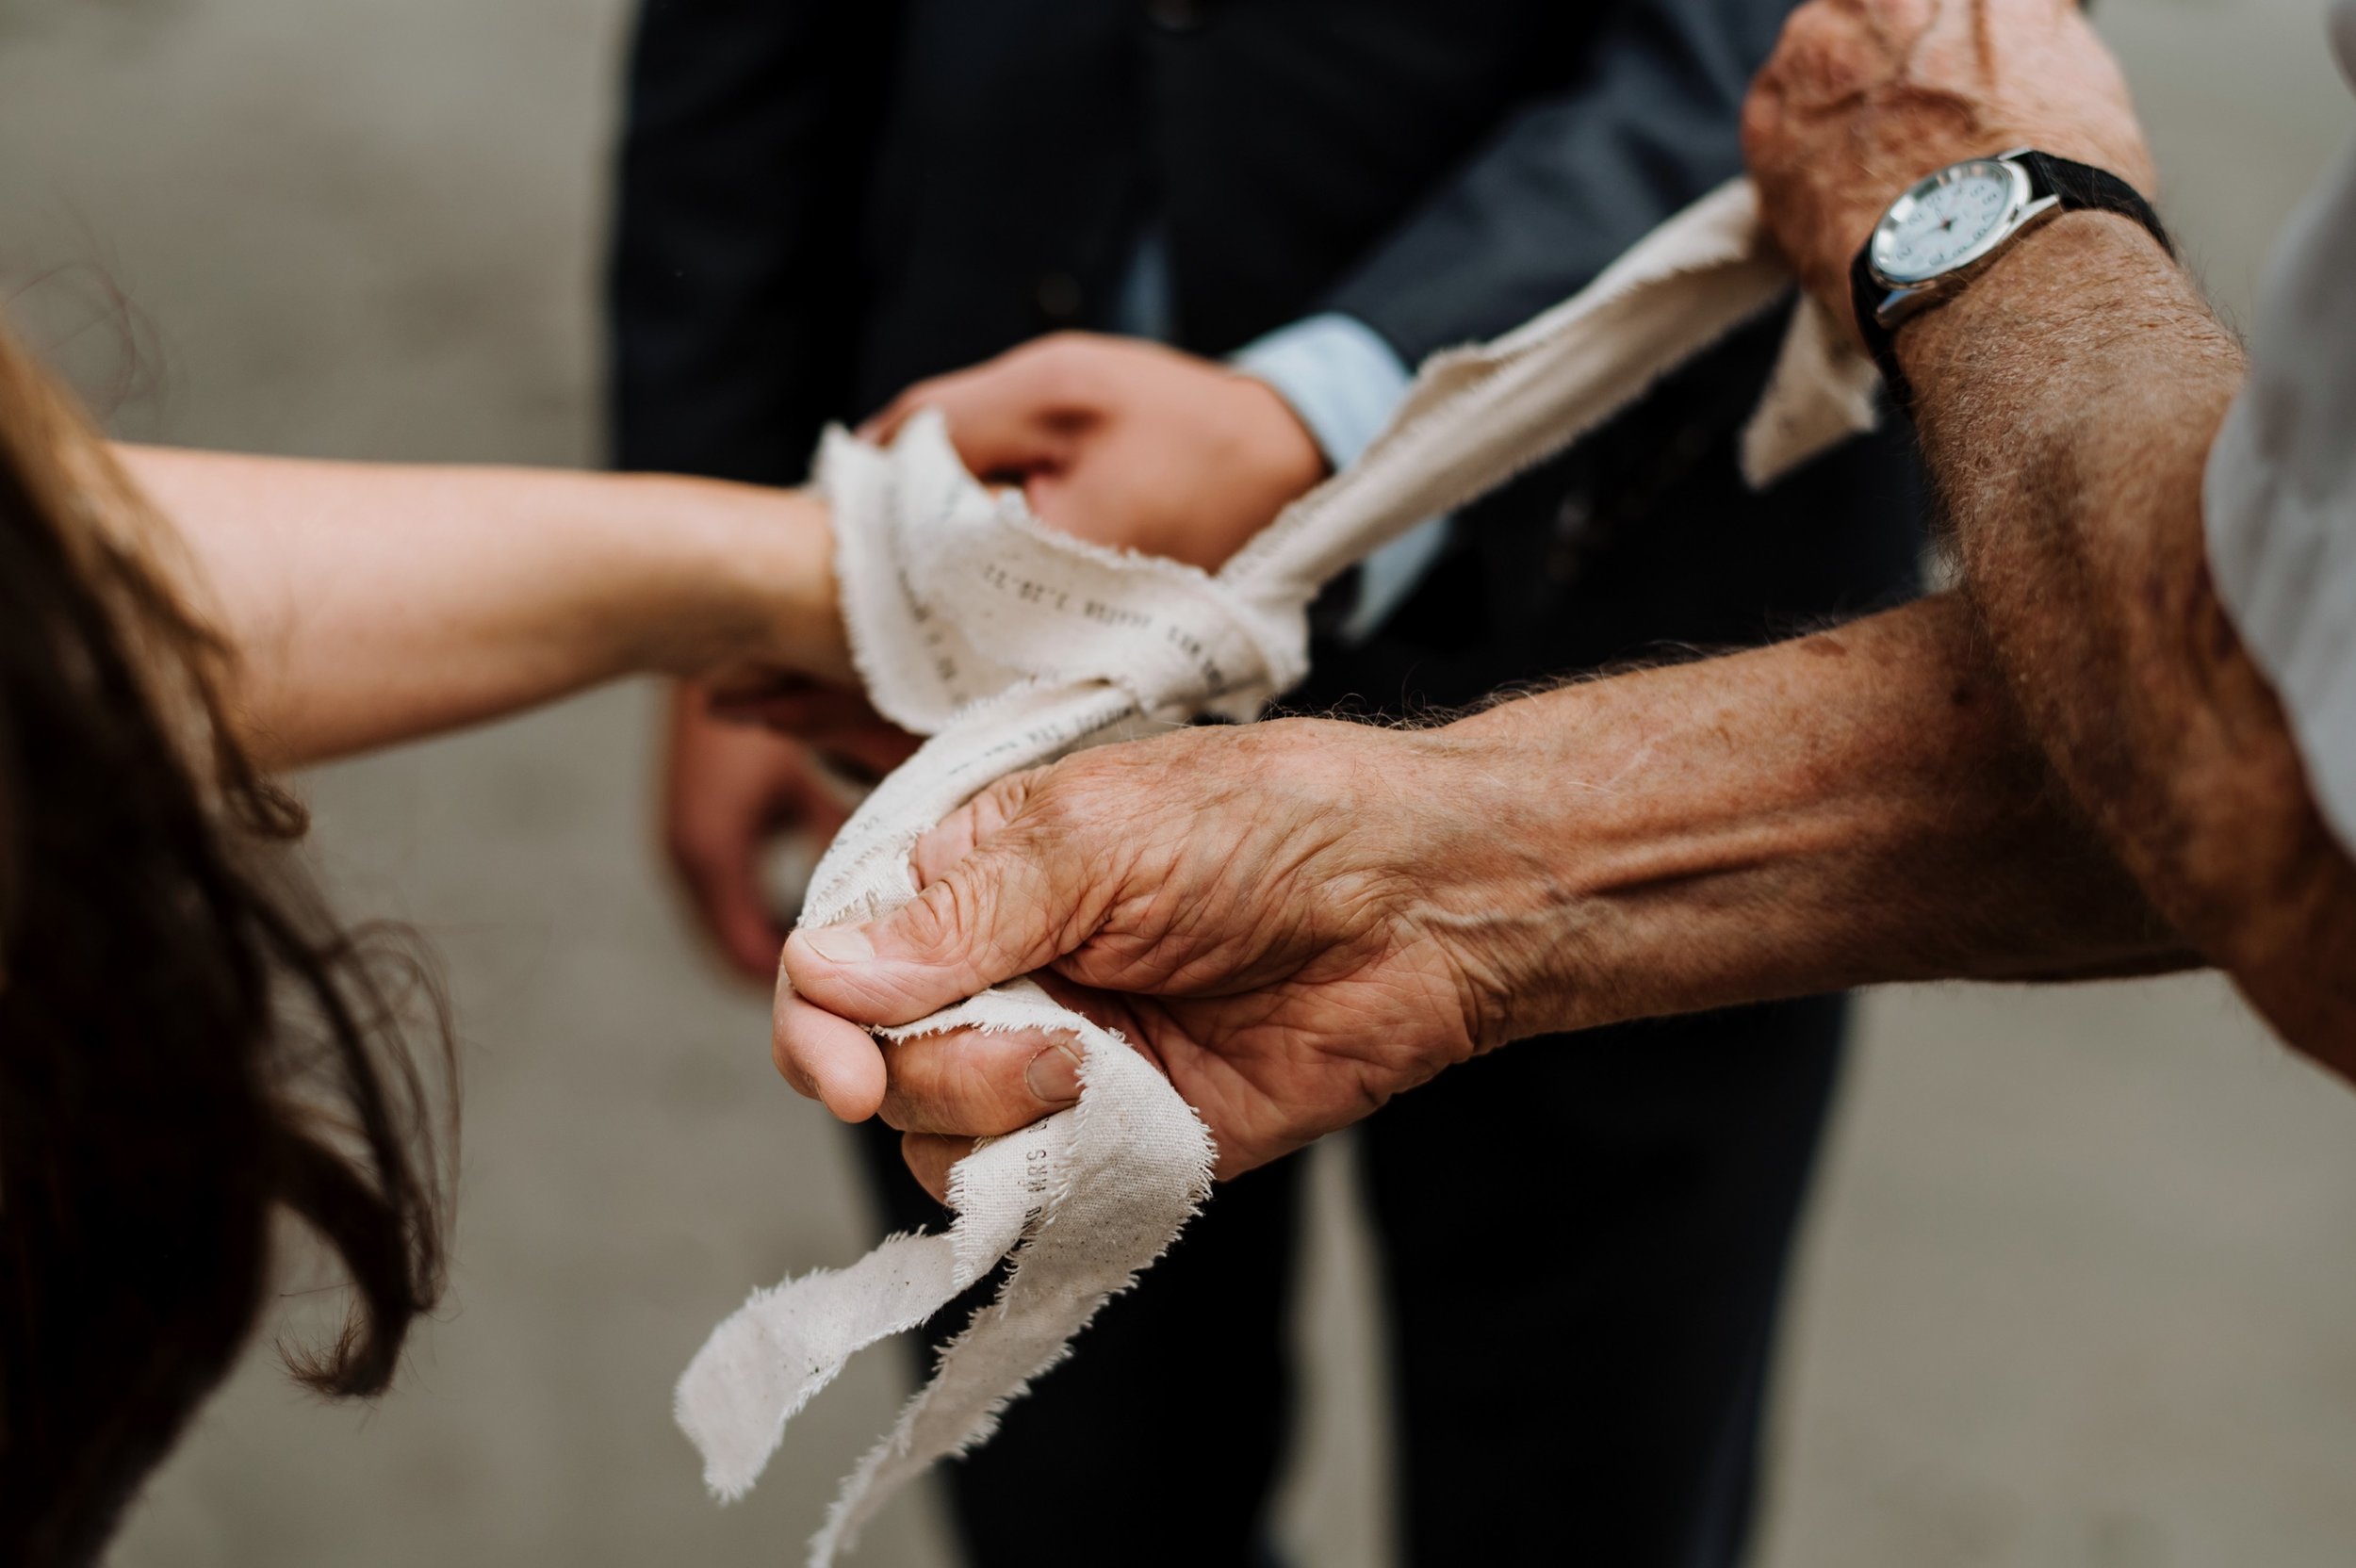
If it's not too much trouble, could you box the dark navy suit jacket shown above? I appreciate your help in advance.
[618,0,1798,468]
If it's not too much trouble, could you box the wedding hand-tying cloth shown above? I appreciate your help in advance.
[674,178,1881,1564]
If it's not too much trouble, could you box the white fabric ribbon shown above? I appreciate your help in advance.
[675,178,1879,1563]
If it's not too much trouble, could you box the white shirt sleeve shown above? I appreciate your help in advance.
[2201,0,2356,856]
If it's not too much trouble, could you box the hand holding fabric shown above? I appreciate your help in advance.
[772,597,2201,1202]
[1742,0,2155,333]
[666,332,1326,983]
[773,716,1522,1188]
[660,696,920,982]
[859,332,1329,571]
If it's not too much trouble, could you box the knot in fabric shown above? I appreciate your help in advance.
[674,178,1881,1566]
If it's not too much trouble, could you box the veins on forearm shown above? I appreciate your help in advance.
[1904,215,2356,1058]
[1438,596,2186,1043]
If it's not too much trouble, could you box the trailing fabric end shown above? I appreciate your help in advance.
[1739,294,1882,489]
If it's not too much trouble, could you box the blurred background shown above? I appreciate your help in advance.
[2,0,2351,1563]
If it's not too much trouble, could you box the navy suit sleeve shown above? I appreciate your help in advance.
[608,0,902,484]
[1326,0,1795,365]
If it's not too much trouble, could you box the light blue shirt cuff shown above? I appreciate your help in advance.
[1233,312,1408,470]
[1234,313,1450,643]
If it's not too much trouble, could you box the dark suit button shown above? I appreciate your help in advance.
[1144,0,1210,33]
[1034,270,1085,324]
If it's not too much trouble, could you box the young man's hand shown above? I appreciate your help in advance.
[860,332,1328,571]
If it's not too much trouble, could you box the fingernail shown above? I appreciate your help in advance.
[797,925,874,965]
[1023,1039,1084,1105]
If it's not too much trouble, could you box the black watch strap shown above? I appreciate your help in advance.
[1850,151,2173,416]
[2014,151,2172,252]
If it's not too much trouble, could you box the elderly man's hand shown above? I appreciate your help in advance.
[1742,0,2154,332]
[769,718,1551,1190]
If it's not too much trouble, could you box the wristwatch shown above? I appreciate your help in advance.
[1849,147,2172,414]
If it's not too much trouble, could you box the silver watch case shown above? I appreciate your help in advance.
[1864,149,2062,331]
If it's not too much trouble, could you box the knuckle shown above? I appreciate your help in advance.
[1780,2,1835,45]
[893,876,972,965]
[1018,770,1092,838]
[1035,330,1089,356]
[1018,773,1132,891]
[902,870,1034,989]
[955,876,1031,981]
[973,768,1044,839]
[1028,334,1111,402]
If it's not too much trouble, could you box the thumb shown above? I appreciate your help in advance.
[780,808,1097,1027]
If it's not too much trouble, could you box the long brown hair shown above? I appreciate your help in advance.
[0,323,452,1562]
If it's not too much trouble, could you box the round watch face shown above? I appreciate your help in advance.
[1869,159,2029,286]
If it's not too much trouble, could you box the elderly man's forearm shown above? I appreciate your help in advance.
[1897,214,2356,1061]
[1428,595,2191,1045]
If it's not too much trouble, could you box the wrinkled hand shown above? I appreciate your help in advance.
[662,688,917,982]
[770,719,1545,1192]
[1743,0,2155,333]
[861,333,1328,571]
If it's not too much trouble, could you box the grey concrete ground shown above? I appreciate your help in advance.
[1,0,2350,1562]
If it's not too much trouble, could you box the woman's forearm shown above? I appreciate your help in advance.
[117,446,846,769]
